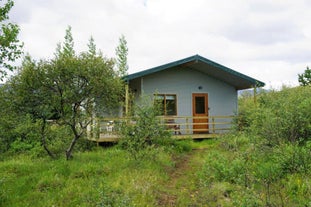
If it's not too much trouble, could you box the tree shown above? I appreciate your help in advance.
[0,0,23,81]
[115,35,131,115]
[87,36,97,56]
[10,55,57,157]
[298,66,311,86]
[11,27,123,159]
[115,34,128,77]
[0,82,19,153]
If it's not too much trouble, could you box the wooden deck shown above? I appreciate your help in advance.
[89,133,220,143]
[88,115,234,143]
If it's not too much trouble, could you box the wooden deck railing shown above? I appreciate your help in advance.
[160,115,234,134]
[88,115,235,142]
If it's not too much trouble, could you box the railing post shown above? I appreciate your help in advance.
[186,117,189,134]
[212,117,215,134]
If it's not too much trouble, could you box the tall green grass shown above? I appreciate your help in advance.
[1,137,311,206]
[0,147,174,207]
[193,134,311,206]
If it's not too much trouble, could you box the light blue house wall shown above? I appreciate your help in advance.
[129,66,237,117]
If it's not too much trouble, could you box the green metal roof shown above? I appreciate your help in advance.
[126,54,265,90]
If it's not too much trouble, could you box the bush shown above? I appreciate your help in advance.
[285,174,311,206]
[238,86,311,145]
[274,143,311,174]
[118,102,173,160]
[7,115,42,155]
[199,150,250,186]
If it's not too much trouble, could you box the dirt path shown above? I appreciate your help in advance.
[157,149,206,206]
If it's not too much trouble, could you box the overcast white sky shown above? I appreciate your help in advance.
[8,0,311,88]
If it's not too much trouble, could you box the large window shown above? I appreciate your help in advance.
[154,94,177,115]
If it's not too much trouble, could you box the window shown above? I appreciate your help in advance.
[154,94,177,115]
[195,96,206,114]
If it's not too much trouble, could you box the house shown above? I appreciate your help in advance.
[95,54,264,141]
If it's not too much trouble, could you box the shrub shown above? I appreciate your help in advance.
[199,151,250,186]
[235,90,260,132]
[285,174,311,206]
[118,101,173,160]
[7,115,42,155]
[238,86,311,145]
[274,143,311,174]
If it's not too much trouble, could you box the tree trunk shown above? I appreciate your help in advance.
[40,118,55,158]
[65,123,82,160]
[65,136,79,160]
[43,139,55,158]
[65,115,86,160]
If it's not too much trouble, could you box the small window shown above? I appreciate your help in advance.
[195,96,206,114]
[154,94,177,115]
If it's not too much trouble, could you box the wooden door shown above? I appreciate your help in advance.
[192,93,209,134]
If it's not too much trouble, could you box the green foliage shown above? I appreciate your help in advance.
[195,134,311,206]
[115,34,128,77]
[284,174,311,206]
[0,84,19,153]
[238,86,311,145]
[235,91,259,131]
[199,150,251,187]
[9,26,123,159]
[119,101,173,160]
[8,115,40,152]
[0,147,173,206]
[274,143,311,174]
[233,86,311,205]
[298,66,311,86]
[0,90,46,156]
[87,36,97,56]
[61,26,75,58]
[0,106,74,158]
[2,135,311,206]
[172,139,193,153]
[0,0,23,80]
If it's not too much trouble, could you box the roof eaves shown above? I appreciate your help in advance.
[196,55,265,87]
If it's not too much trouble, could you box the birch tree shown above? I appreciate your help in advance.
[0,0,23,81]
[12,27,123,159]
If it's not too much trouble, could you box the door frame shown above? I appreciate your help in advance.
[192,93,209,133]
